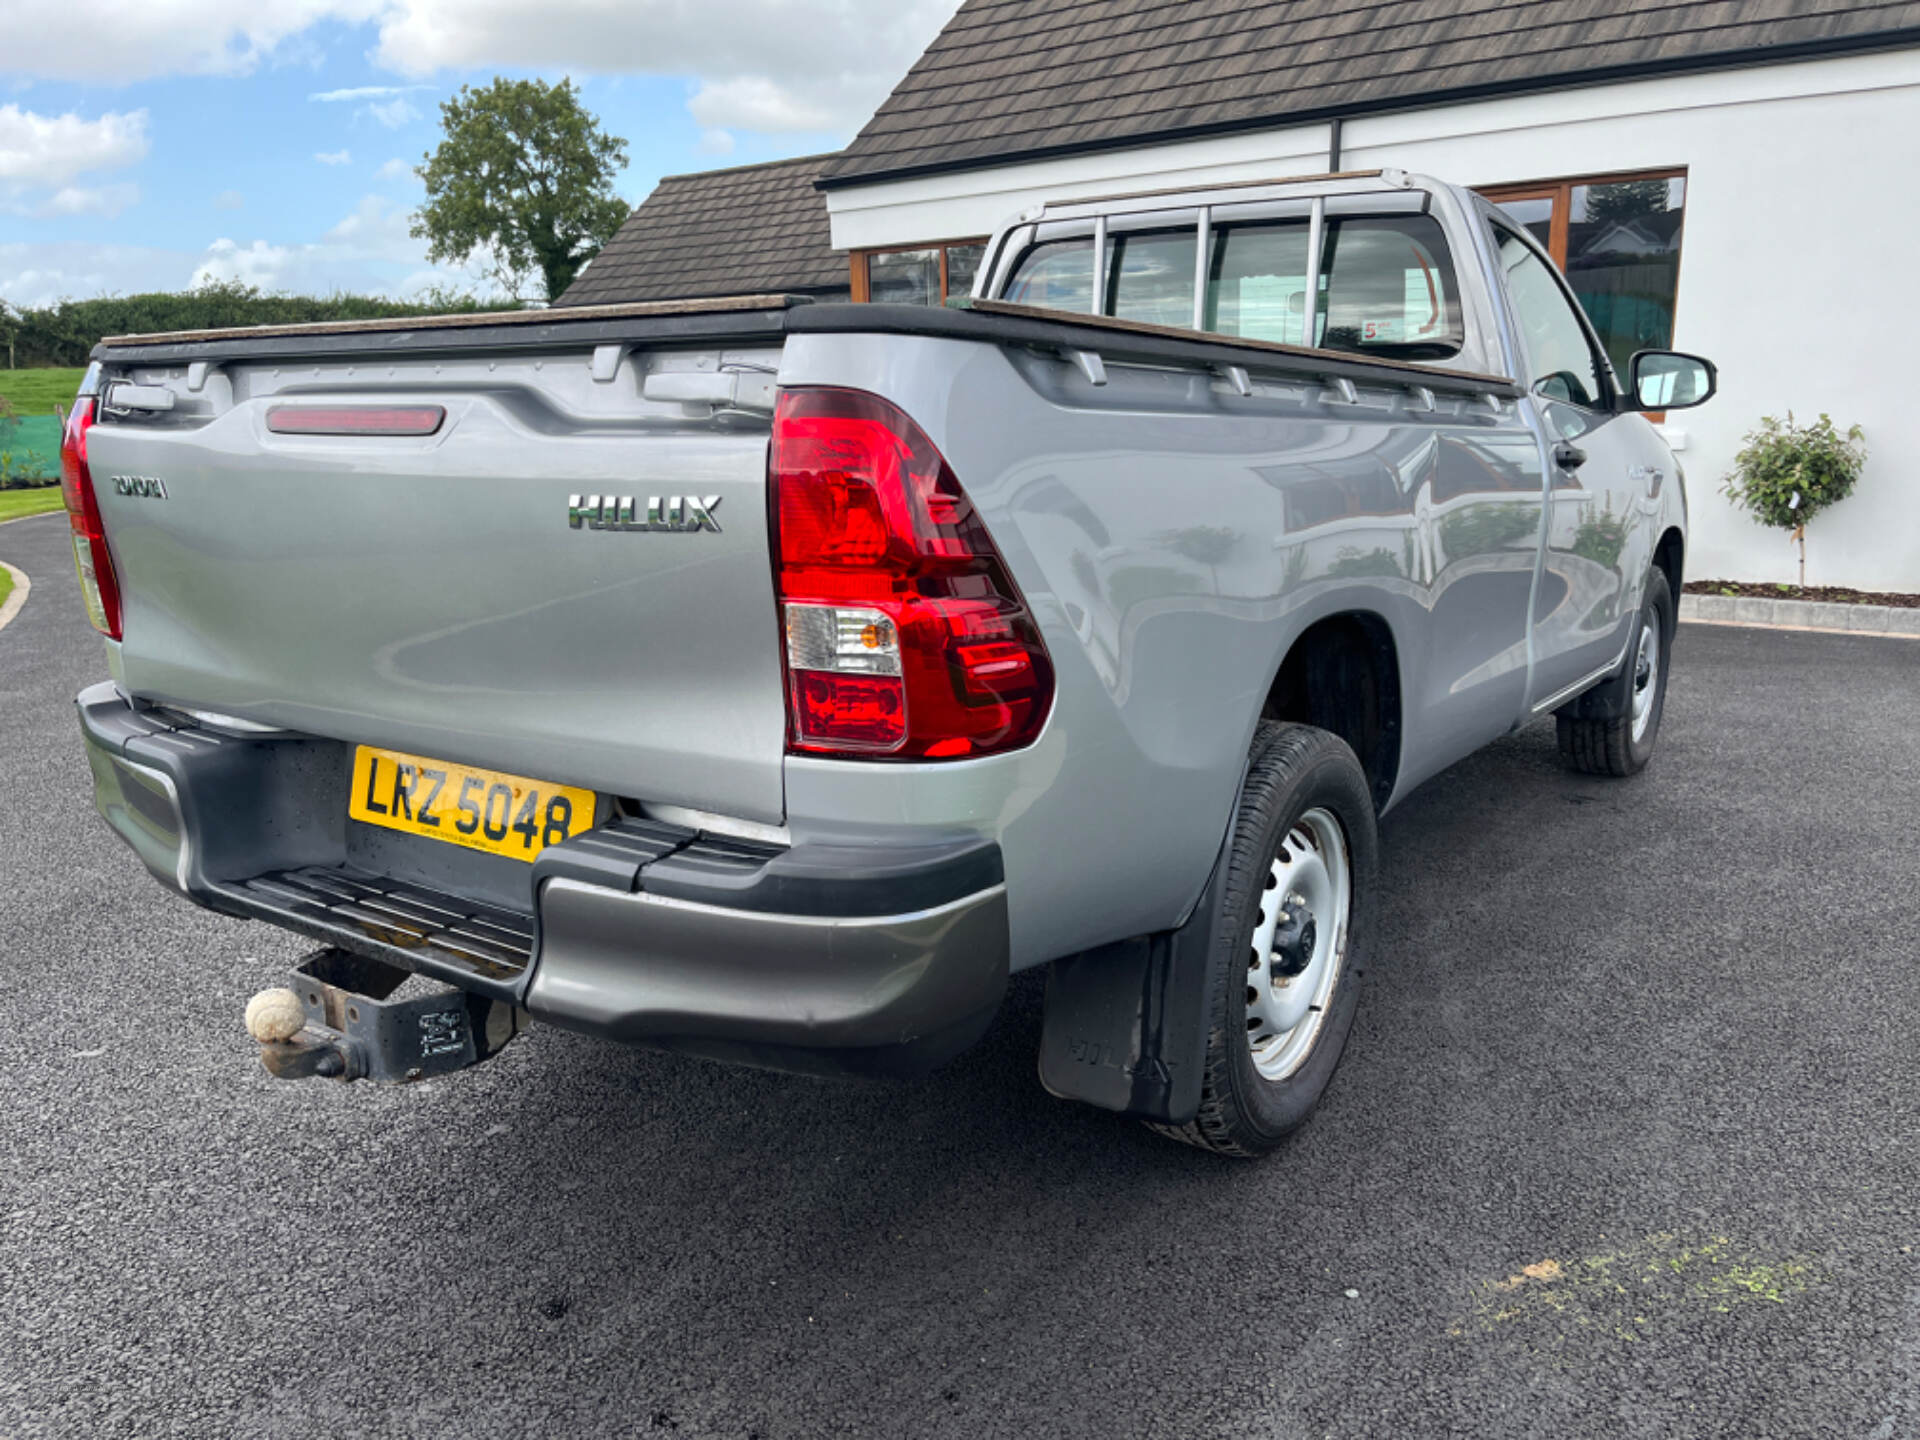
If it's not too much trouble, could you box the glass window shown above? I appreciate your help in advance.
[1206,214,1465,360]
[1477,172,1687,387]
[1004,213,1464,360]
[1205,222,1314,343]
[858,241,992,306]
[1107,230,1197,326]
[1494,227,1605,408]
[1565,177,1685,379]
[1488,194,1553,252]
[944,243,986,299]
[1004,237,1096,312]
[867,249,940,306]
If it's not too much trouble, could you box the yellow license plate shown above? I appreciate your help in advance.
[349,746,595,862]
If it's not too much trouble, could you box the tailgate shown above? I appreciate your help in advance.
[84,347,787,823]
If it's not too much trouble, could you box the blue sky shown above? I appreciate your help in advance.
[1,1,959,306]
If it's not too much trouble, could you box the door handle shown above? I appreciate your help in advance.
[1552,442,1587,471]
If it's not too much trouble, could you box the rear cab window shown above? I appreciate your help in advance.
[1000,211,1467,362]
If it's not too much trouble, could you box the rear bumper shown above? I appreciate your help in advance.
[77,682,1007,1074]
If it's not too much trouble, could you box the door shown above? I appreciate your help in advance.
[1487,220,1645,708]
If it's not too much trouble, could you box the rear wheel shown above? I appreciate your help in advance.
[1150,722,1378,1158]
[1557,569,1675,777]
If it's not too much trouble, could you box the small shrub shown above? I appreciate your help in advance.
[1721,413,1866,531]
[1720,412,1866,584]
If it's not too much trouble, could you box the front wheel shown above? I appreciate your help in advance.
[1557,569,1675,777]
[1150,722,1379,1158]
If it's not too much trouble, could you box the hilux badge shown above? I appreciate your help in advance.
[567,494,721,533]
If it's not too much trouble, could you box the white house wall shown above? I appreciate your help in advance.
[826,52,1920,590]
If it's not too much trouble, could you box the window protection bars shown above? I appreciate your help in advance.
[1190,206,1212,331]
[1092,215,1108,317]
[1302,197,1325,349]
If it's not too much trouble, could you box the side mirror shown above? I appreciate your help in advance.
[1627,350,1717,412]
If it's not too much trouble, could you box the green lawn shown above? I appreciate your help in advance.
[0,368,88,415]
[0,561,12,610]
[0,487,66,523]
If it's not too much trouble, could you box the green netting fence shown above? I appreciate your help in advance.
[1,415,62,483]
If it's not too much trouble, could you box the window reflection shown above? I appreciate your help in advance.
[1490,195,1554,252]
[1566,178,1685,379]
[945,243,986,299]
[867,248,940,306]
[1106,231,1197,326]
[859,242,989,306]
[1003,237,1096,312]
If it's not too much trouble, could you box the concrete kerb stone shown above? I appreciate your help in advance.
[1680,592,1920,640]
[0,560,29,635]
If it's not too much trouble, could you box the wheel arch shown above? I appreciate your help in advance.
[1654,526,1684,612]
[1259,610,1403,813]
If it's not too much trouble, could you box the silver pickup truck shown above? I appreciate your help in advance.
[67,169,1713,1156]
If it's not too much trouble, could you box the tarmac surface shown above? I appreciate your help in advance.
[3,507,1917,1439]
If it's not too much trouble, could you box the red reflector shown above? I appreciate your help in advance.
[266,405,445,436]
[771,388,1054,760]
[60,396,123,640]
[953,639,1035,698]
[791,671,907,750]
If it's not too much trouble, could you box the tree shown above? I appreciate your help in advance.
[1583,178,1671,223]
[412,78,630,303]
[1720,412,1868,587]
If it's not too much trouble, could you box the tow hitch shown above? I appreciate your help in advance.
[245,948,526,1084]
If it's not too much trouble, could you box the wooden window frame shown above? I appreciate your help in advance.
[850,238,991,305]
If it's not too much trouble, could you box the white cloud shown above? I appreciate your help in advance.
[320,192,413,251]
[0,1,387,83]
[0,1,963,140]
[363,97,420,128]
[31,183,141,218]
[315,149,351,165]
[372,0,963,134]
[375,157,416,182]
[696,129,735,157]
[0,195,494,306]
[193,237,295,289]
[186,192,494,297]
[312,83,429,130]
[310,84,429,103]
[688,77,832,134]
[0,242,200,305]
[0,105,149,186]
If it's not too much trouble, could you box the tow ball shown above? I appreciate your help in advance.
[244,947,526,1084]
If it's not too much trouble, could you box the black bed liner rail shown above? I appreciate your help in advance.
[92,295,1520,402]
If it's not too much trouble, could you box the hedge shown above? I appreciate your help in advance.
[0,280,518,369]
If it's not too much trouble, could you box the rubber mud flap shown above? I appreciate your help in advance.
[1037,832,1228,1125]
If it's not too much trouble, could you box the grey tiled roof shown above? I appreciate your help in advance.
[820,0,1920,186]
[556,153,847,307]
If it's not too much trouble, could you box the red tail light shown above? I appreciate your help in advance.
[60,396,123,639]
[771,388,1053,760]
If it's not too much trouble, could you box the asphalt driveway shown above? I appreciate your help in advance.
[3,506,1917,1439]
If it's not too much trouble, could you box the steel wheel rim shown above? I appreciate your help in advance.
[1244,807,1352,1082]
[1630,618,1660,743]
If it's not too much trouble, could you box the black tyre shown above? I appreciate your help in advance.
[1556,569,1675,777]
[1151,722,1379,1158]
